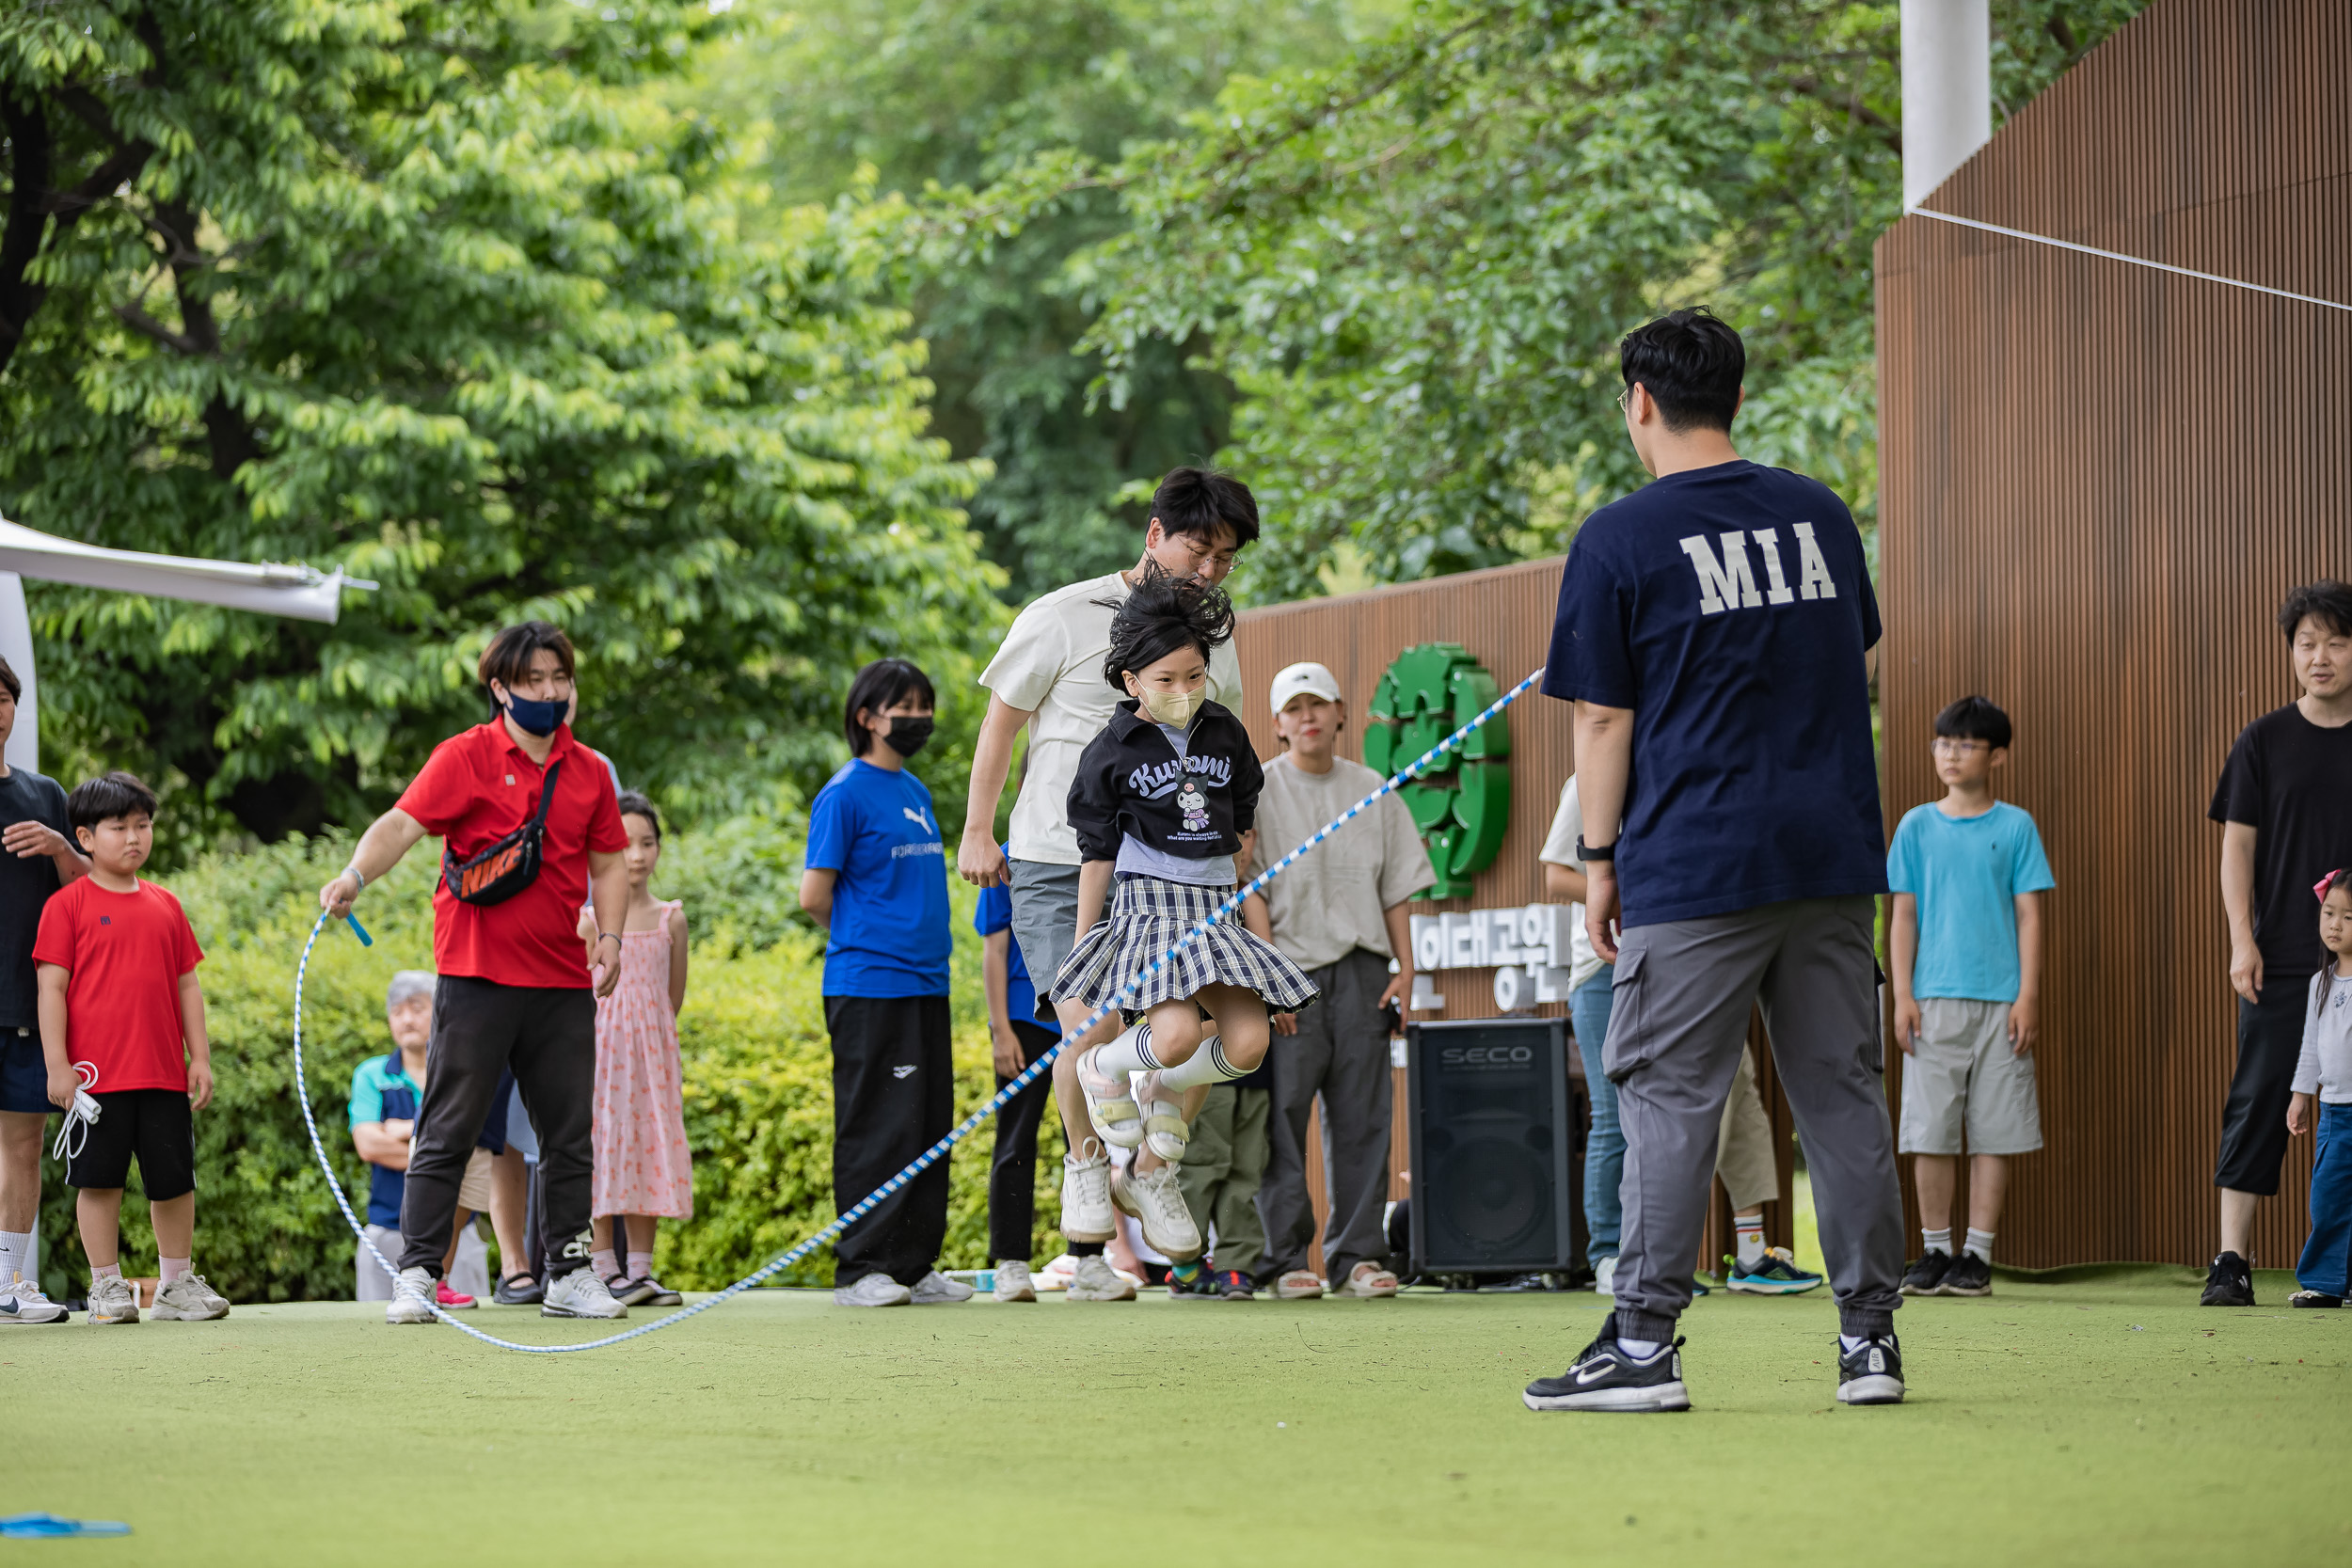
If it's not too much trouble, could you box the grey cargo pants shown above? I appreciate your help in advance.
[1606,895,1904,1342]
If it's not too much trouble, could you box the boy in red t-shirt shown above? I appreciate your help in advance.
[33,771,224,1325]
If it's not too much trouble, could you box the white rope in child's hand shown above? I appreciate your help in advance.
[288,665,1545,1352]
[50,1063,100,1164]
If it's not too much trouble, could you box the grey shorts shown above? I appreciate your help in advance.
[1009,858,1082,1025]
[1898,997,2043,1156]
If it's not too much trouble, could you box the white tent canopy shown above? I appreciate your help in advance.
[0,513,373,772]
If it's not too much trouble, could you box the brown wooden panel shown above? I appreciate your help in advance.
[1877,0,2352,1267]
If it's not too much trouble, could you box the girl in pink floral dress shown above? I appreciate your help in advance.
[578,791,692,1306]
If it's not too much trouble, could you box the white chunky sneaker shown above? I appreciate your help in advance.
[1060,1148,1115,1243]
[1110,1160,1202,1259]
[992,1260,1037,1302]
[151,1274,231,1321]
[1065,1255,1136,1302]
[541,1268,628,1320]
[833,1272,913,1307]
[911,1271,975,1305]
[86,1275,140,1324]
[0,1274,69,1324]
[386,1266,439,1324]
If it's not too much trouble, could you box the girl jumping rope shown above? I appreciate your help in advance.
[1048,568,1317,1276]
[2288,867,2352,1308]
[577,791,692,1307]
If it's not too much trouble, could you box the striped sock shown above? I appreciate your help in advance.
[1921,1227,1952,1257]
[1963,1228,1994,1264]
[1154,1034,1248,1090]
[1170,1259,1204,1283]
[1735,1219,1767,1267]
[1089,1022,1159,1077]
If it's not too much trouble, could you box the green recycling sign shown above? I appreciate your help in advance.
[1363,642,1511,900]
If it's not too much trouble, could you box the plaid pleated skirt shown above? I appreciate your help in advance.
[1049,874,1320,1018]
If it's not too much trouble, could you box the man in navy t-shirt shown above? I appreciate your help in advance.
[1522,309,1905,1418]
[800,658,969,1307]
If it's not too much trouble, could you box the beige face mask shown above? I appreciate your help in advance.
[1139,684,1207,729]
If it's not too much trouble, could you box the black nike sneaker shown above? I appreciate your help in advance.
[1522,1328,1690,1413]
[1899,1250,1953,1296]
[2200,1251,2255,1307]
[1836,1334,1906,1405]
[1938,1252,1993,1296]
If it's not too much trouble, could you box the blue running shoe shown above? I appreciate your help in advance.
[1724,1247,1826,1295]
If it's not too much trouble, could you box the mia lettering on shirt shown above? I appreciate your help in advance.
[1541,459,1884,928]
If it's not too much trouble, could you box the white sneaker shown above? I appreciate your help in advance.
[1109,1160,1202,1259]
[992,1260,1037,1302]
[541,1268,628,1320]
[910,1271,974,1305]
[0,1274,68,1324]
[833,1273,913,1307]
[151,1274,231,1321]
[1066,1255,1136,1302]
[86,1275,139,1324]
[387,1266,439,1324]
[1060,1148,1115,1243]
[1595,1256,1617,1296]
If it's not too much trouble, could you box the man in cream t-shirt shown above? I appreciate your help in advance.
[1541,779,1820,1296]
[956,467,1256,1303]
[1244,661,1434,1300]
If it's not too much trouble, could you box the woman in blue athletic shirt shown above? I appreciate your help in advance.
[799,659,968,1308]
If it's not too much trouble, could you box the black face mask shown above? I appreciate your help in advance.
[882,715,934,758]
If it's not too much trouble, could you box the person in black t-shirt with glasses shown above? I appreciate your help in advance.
[0,657,91,1315]
[2205,580,2352,1307]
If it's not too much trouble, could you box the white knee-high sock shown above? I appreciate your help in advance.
[1154,1035,1249,1091]
[1089,1022,1161,1078]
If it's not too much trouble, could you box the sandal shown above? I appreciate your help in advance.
[1136,1070,1189,1162]
[1075,1043,1145,1148]
[492,1273,543,1307]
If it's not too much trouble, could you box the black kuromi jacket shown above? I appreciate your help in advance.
[1066,699,1264,864]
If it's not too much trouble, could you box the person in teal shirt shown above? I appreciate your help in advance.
[1886,696,2056,1301]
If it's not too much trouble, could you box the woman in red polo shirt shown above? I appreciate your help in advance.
[322,622,632,1325]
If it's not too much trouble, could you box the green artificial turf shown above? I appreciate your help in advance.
[5,1267,2345,1565]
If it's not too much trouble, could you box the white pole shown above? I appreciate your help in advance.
[0,572,36,776]
[1901,0,1992,209]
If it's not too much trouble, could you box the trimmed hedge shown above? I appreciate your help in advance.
[36,833,1068,1301]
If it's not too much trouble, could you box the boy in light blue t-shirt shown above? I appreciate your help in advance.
[1887,696,2055,1300]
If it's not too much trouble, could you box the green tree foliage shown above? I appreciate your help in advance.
[951,0,2147,603]
[703,0,1376,601]
[0,0,1003,847]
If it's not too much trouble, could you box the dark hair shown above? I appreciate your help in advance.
[1933,695,2012,750]
[479,621,577,700]
[1619,308,1744,434]
[1100,564,1236,692]
[2278,580,2352,641]
[0,656,19,704]
[2318,868,2352,1020]
[68,770,158,832]
[1151,467,1261,550]
[615,789,660,841]
[844,657,936,755]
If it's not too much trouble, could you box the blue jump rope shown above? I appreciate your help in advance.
[289,667,1546,1353]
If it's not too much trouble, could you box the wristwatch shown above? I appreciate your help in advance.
[1574,835,1615,863]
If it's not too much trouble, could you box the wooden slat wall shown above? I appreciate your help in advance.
[1233,561,1792,1274]
[1875,0,2352,1267]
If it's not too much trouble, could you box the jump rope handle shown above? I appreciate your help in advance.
[344,913,373,947]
